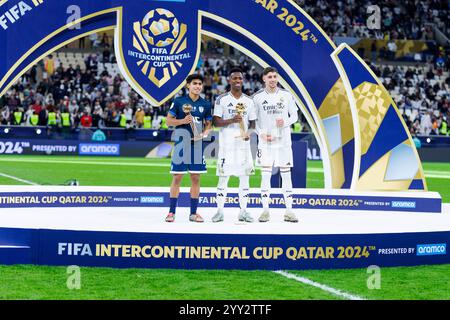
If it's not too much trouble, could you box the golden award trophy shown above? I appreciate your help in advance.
[235,102,248,140]
[182,104,202,141]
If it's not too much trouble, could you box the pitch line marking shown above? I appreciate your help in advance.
[0,158,323,171]
[274,270,366,300]
[0,172,38,185]
[0,158,448,179]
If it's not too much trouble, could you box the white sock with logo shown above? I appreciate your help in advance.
[216,176,229,210]
[239,175,250,211]
[261,169,272,210]
[280,169,293,210]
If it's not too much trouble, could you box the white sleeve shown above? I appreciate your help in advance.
[285,93,299,127]
[213,98,223,118]
[253,97,263,135]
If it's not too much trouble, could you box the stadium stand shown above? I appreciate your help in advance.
[0,1,449,137]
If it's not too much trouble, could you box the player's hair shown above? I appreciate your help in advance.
[186,74,204,84]
[262,67,278,76]
[228,67,243,77]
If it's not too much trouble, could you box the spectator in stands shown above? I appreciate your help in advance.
[92,103,104,128]
[24,106,35,126]
[387,40,398,60]
[123,102,133,127]
[420,111,433,135]
[134,107,145,128]
[38,104,48,126]
[120,78,130,98]
[68,99,79,116]
[85,54,98,73]
[0,110,6,125]
[44,55,55,77]
[431,117,440,135]
[103,44,112,63]
[80,110,93,128]
[371,41,378,62]
[1,106,10,125]
[89,33,99,49]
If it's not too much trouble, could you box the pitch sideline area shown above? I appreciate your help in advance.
[0,185,448,270]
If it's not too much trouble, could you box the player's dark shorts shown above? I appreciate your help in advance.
[170,140,206,174]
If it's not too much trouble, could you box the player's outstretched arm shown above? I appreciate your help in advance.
[203,119,212,137]
[285,96,299,127]
[213,115,240,127]
[166,113,192,127]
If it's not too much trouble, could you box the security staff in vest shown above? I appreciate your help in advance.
[47,108,57,127]
[30,112,39,126]
[440,117,448,136]
[160,115,168,130]
[143,113,152,129]
[119,111,127,128]
[61,110,71,128]
[13,107,24,125]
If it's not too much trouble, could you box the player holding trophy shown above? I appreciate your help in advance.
[211,68,257,223]
[253,67,299,223]
[165,74,212,223]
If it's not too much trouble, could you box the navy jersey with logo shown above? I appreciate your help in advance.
[168,95,212,174]
[168,95,212,137]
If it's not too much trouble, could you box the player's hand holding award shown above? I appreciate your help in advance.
[234,103,249,141]
[183,104,202,141]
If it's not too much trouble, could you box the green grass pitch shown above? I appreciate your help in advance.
[0,155,448,300]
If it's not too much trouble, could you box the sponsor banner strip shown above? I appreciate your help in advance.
[0,227,448,269]
[0,191,441,212]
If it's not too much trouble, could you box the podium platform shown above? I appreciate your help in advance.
[0,186,448,270]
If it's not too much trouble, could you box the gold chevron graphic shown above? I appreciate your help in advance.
[132,19,187,87]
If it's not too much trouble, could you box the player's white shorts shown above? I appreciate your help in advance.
[256,142,293,168]
[216,144,254,177]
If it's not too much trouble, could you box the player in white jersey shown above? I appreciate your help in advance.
[211,68,257,223]
[253,67,299,223]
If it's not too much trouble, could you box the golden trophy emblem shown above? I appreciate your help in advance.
[235,102,248,140]
[182,104,202,141]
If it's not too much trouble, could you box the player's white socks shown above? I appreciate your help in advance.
[216,176,230,210]
[280,169,293,209]
[239,176,250,211]
[261,169,272,210]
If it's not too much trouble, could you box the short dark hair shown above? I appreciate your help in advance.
[186,74,204,84]
[262,67,278,76]
[229,67,243,77]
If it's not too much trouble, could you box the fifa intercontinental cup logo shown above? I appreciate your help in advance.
[130,8,191,88]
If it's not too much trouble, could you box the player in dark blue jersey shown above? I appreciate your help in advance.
[165,74,212,223]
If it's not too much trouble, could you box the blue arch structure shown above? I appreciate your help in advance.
[0,0,427,191]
